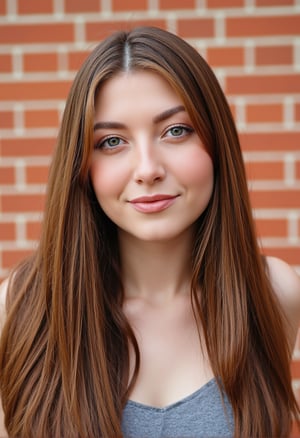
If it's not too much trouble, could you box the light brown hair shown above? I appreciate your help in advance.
[0,26,299,437]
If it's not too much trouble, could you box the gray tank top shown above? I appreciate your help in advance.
[121,378,234,438]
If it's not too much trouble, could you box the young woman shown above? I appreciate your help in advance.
[1,26,300,438]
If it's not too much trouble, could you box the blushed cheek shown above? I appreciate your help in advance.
[89,160,127,202]
[89,162,109,200]
[180,151,214,190]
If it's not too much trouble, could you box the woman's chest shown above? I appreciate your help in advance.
[126,298,213,408]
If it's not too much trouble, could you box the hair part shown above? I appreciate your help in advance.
[123,41,131,71]
[0,26,299,437]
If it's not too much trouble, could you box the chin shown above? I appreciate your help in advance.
[119,223,196,243]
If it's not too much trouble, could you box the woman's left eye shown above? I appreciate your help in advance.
[165,125,193,138]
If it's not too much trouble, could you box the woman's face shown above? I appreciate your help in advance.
[90,70,214,243]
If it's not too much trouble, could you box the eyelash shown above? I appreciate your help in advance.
[94,124,194,150]
[163,124,194,138]
[94,136,125,150]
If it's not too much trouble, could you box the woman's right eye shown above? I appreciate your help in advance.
[94,136,125,150]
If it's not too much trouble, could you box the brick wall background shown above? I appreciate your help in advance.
[0,0,300,428]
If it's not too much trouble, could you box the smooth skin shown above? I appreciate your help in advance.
[91,71,214,244]
[0,72,300,435]
[91,71,215,407]
[90,71,300,408]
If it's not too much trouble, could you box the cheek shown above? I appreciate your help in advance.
[89,159,122,200]
[178,149,214,189]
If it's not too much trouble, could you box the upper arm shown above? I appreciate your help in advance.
[0,279,9,438]
[0,279,8,330]
[0,398,7,438]
[266,256,300,353]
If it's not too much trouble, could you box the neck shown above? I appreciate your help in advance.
[119,229,195,303]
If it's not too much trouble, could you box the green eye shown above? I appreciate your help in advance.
[106,137,121,147]
[170,126,184,137]
[165,125,193,139]
[95,136,124,150]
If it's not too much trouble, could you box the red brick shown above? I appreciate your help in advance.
[24,109,59,128]
[177,18,214,38]
[18,0,53,14]
[0,81,71,101]
[0,223,16,241]
[0,54,12,73]
[255,45,293,66]
[291,359,300,378]
[245,161,284,180]
[65,0,100,12]
[250,189,300,209]
[255,218,287,238]
[295,103,300,122]
[23,53,58,72]
[26,221,42,240]
[1,138,55,157]
[0,111,14,129]
[207,46,244,67]
[1,194,45,213]
[112,0,147,11]
[26,165,49,184]
[2,249,33,269]
[68,50,90,71]
[160,0,195,9]
[86,20,166,41]
[261,247,300,267]
[207,0,243,6]
[0,23,74,44]
[227,15,300,37]
[226,74,300,95]
[256,0,293,5]
[239,132,300,152]
[0,1,5,14]
[246,104,283,123]
[0,167,15,184]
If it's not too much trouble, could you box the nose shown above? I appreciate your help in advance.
[133,143,166,185]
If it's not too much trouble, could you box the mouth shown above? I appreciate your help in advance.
[129,194,179,213]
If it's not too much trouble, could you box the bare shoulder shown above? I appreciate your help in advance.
[266,256,300,309]
[0,398,7,438]
[0,278,9,330]
[0,278,9,302]
[266,256,300,350]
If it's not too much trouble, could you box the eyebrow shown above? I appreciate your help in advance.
[93,121,126,131]
[93,105,186,131]
[153,105,186,123]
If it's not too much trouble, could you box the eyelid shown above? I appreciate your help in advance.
[94,134,125,150]
[163,123,194,137]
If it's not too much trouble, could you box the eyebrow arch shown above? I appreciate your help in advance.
[153,105,186,123]
[93,105,186,132]
[94,121,126,131]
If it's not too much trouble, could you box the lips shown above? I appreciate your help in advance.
[129,194,178,213]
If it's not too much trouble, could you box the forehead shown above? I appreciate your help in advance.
[94,70,184,118]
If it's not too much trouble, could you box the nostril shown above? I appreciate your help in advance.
[133,160,166,185]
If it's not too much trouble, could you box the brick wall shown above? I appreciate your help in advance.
[0,0,300,424]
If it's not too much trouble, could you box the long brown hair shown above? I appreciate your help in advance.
[0,26,299,437]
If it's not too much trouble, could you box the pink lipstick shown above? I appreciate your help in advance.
[129,194,178,213]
